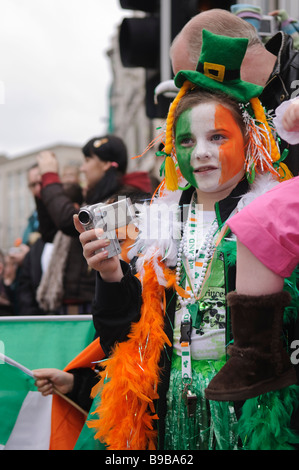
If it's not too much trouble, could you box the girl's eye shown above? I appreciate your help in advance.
[211,134,226,142]
[178,137,195,147]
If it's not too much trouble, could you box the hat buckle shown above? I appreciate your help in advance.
[203,62,225,83]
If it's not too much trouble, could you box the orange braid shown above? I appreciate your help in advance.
[164,80,192,155]
[250,97,280,161]
[250,97,292,181]
[163,80,193,191]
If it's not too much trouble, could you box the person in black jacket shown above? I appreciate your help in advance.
[34,135,153,316]
[31,136,136,315]
[170,8,299,177]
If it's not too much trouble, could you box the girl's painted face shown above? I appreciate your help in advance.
[175,102,246,193]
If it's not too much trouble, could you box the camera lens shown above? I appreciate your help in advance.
[78,209,92,225]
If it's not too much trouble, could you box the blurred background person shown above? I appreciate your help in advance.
[18,182,84,315]
[0,250,13,315]
[2,250,20,315]
[60,164,81,185]
[22,163,41,246]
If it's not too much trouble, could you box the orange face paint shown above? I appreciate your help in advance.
[214,104,245,185]
[175,101,246,194]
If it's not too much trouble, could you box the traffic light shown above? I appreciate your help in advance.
[118,1,235,118]
[118,0,160,118]
[118,0,160,70]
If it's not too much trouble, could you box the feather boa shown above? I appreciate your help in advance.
[130,188,182,284]
[236,172,279,212]
[88,260,176,450]
[238,386,299,450]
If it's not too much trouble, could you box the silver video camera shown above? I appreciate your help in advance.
[78,197,136,258]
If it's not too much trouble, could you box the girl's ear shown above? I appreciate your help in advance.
[104,161,118,172]
[103,160,113,172]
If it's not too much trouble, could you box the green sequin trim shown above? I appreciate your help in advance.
[164,352,299,450]
[164,352,239,450]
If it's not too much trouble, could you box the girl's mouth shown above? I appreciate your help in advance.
[194,165,218,174]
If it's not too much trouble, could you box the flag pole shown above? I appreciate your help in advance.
[53,387,88,417]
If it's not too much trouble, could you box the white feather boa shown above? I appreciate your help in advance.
[236,173,279,212]
[129,189,182,285]
[129,174,278,285]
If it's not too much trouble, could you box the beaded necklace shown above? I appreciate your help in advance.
[176,193,218,309]
[176,193,219,412]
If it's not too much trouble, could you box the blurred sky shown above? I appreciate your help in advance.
[0,0,128,158]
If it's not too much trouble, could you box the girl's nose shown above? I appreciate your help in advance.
[193,143,212,161]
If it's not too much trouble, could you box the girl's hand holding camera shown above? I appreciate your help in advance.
[73,214,124,283]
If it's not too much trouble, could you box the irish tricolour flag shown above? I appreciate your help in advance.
[0,315,104,450]
[0,354,53,450]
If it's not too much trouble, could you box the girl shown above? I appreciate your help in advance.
[73,30,299,450]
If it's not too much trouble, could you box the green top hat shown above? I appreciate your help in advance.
[174,29,263,103]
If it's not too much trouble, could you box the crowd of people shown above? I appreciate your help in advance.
[0,135,154,316]
[3,5,299,451]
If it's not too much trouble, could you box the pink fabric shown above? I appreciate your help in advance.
[227,176,299,278]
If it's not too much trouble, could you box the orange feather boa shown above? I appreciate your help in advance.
[87,259,176,450]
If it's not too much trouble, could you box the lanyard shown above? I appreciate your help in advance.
[180,311,197,417]
[180,311,192,384]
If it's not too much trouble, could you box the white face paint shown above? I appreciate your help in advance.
[190,103,221,192]
[175,102,246,194]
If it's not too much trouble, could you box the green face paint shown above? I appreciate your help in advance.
[175,102,245,194]
[175,108,198,188]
